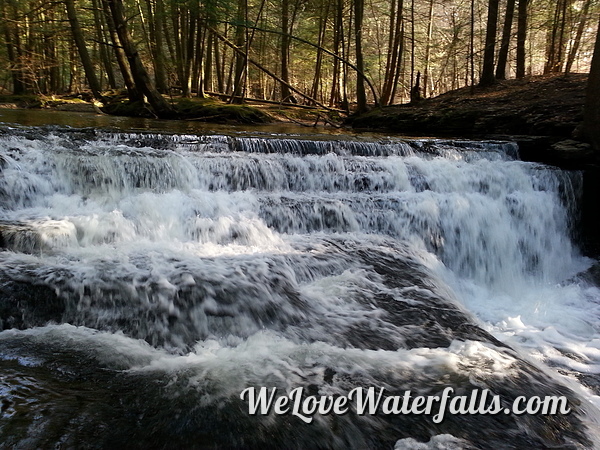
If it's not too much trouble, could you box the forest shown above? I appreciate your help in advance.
[0,0,599,116]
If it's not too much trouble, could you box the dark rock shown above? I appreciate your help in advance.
[0,278,65,330]
[548,140,595,167]
[577,262,600,287]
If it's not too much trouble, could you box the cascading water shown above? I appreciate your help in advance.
[0,126,599,449]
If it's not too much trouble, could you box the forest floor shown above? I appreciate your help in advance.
[348,72,596,168]
[1,73,587,134]
[0,73,588,133]
[349,73,587,137]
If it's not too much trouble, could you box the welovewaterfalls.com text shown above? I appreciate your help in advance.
[240,387,571,424]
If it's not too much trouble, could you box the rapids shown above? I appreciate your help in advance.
[0,125,599,449]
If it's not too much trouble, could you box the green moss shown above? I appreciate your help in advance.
[174,97,272,124]
[99,96,272,124]
[43,97,88,106]
[101,100,154,118]
[0,94,43,108]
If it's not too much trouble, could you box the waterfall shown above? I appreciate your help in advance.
[0,127,598,449]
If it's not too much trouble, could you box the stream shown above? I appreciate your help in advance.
[0,110,599,449]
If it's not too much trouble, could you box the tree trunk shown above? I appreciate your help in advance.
[495,0,516,80]
[146,0,168,93]
[381,0,404,105]
[106,0,177,118]
[183,8,197,97]
[389,21,405,104]
[214,33,224,93]
[583,16,600,153]
[516,0,528,78]
[1,0,26,94]
[555,0,570,72]
[92,0,116,89]
[410,0,415,88]
[65,0,103,99]
[231,0,247,103]
[101,0,141,101]
[204,32,214,93]
[354,0,367,112]
[329,0,343,107]
[470,0,475,86]
[171,7,186,96]
[193,23,206,97]
[280,0,293,102]
[479,0,500,86]
[43,6,60,93]
[544,0,569,73]
[423,0,434,97]
[342,7,352,110]
[565,0,591,74]
[311,0,329,103]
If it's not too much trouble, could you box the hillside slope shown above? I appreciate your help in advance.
[349,73,587,138]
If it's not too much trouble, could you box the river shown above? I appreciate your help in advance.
[0,109,599,449]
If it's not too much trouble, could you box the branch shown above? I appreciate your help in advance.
[209,27,336,111]
[219,21,379,107]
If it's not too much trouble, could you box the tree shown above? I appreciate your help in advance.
[423,0,434,97]
[544,0,569,74]
[480,0,500,86]
[0,0,27,94]
[328,0,344,108]
[105,0,177,117]
[496,0,516,80]
[231,0,247,102]
[65,0,103,99]
[380,0,404,105]
[145,0,169,93]
[566,0,592,74]
[101,0,141,101]
[583,16,600,153]
[516,0,529,78]
[353,0,367,112]
[280,0,292,102]
[310,0,329,104]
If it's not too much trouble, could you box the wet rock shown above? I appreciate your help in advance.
[0,278,65,330]
[53,102,98,113]
[0,220,77,254]
[548,140,595,168]
[576,261,600,287]
[0,222,48,254]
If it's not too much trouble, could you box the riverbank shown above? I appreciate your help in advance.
[0,92,343,128]
[1,74,593,161]
[349,73,595,168]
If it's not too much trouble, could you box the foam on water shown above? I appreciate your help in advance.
[0,128,598,448]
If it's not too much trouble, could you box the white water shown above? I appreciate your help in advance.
[0,128,598,448]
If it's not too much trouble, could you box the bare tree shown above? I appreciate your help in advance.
[583,16,600,152]
[353,0,367,112]
[516,0,529,78]
[496,0,516,80]
[480,0,500,86]
[105,0,177,118]
[65,0,102,98]
[566,0,592,74]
